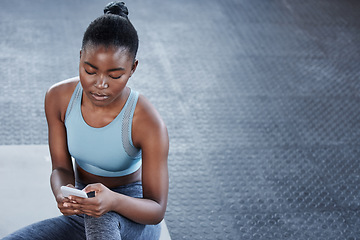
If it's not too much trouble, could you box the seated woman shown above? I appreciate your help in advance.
[4,2,169,239]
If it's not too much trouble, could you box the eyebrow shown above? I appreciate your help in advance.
[84,61,125,72]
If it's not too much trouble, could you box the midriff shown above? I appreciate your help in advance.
[75,162,142,189]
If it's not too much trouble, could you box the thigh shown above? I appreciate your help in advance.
[119,215,161,240]
[3,215,86,240]
[84,211,160,240]
[84,212,121,240]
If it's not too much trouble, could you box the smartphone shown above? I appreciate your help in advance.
[61,186,88,198]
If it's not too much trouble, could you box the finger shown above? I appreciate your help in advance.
[62,197,78,204]
[81,209,102,218]
[59,203,79,215]
[68,195,87,204]
[72,209,83,215]
[66,184,75,188]
[61,208,83,216]
[75,199,101,211]
[62,197,72,203]
[62,201,83,209]
[72,200,96,211]
[83,183,102,194]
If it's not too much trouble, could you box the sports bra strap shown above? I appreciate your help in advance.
[122,90,140,158]
[65,82,82,121]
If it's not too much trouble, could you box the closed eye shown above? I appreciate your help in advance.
[85,69,96,75]
[110,75,122,79]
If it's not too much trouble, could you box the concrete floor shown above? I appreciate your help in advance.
[1,0,360,239]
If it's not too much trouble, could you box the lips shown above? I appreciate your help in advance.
[91,92,109,101]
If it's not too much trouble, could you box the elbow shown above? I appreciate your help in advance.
[149,215,164,225]
[138,212,164,225]
[152,201,167,225]
[153,212,165,225]
[147,203,166,225]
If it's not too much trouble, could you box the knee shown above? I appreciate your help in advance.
[84,212,121,239]
[84,211,119,227]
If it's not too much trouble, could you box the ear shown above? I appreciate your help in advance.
[130,59,139,76]
[79,49,82,59]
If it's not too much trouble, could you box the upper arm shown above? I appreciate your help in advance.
[132,95,169,212]
[44,82,74,172]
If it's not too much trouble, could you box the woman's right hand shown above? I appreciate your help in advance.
[56,184,82,216]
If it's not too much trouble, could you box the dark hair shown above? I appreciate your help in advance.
[81,2,139,59]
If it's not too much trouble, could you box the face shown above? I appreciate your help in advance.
[79,45,138,108]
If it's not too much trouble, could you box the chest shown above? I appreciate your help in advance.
[81,105,120,128]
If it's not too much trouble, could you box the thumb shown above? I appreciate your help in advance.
[83,183,102,194]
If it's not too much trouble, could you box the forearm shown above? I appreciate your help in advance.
[50,168,75,200]
[111,192,165,225]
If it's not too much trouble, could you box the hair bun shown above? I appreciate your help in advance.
[104,1,129,17]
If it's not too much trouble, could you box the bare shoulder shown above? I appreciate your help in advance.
[135,94,167,130]
[132,93,168,148]
[46,77,79,97]
[45,77,80,122]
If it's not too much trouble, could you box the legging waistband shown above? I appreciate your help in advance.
[75,181,143,198]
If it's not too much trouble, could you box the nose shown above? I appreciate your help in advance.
[94,75,109,89]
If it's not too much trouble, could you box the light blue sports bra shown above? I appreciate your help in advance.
[64,82,142,177]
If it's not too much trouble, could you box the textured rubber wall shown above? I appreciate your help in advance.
[1,0,360,239]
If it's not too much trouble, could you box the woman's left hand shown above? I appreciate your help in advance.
[68,183,116,218]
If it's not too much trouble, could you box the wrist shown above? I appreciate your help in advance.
[109,191,123,212]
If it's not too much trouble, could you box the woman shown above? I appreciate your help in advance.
[4,2,169,239]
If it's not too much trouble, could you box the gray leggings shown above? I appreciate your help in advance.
[3,182,160,240]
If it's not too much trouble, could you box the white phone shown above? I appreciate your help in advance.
[61,186,88,198]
